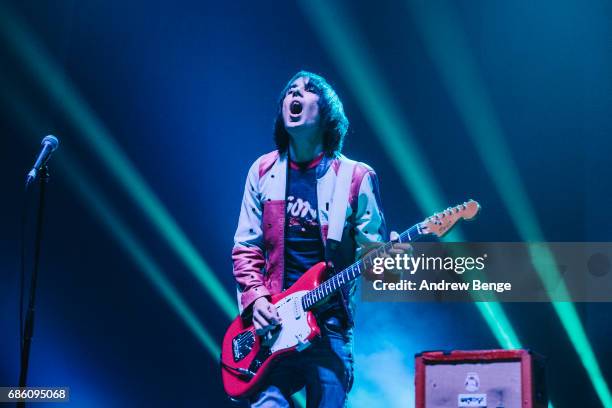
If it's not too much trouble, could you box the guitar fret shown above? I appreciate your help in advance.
[302,222,424,311]
[298,201,479,311]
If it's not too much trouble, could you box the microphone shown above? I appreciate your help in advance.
[25,135,59,188]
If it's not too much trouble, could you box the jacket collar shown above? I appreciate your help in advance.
[280,150,336,180]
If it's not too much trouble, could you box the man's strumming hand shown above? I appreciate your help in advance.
[252,297,281,336]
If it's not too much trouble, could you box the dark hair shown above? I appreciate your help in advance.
[274,71,349,157]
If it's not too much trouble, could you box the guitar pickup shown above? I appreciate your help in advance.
[294,299,301,319]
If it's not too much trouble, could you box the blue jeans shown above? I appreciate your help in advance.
[249,321,354,408]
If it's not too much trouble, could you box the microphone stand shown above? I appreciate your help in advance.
[18,165,50,406]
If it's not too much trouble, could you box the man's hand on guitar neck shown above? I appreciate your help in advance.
[252,297,281,337]
[360,231,413,281]
[389,230,412,257]
[360,231,412,260]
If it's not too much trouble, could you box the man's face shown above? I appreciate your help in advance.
[282,76,321,135]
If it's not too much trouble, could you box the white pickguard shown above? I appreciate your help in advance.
[269,291,313,353]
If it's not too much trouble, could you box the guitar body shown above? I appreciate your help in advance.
[221,261,327,399]
[221,199,480,399]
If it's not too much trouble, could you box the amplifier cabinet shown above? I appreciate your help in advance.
[415,349,547,408]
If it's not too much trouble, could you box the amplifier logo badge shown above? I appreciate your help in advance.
[458,393,487,407]
[464,372,480,392]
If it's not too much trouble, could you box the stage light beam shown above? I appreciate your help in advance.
[0,4,237,319]
[67,163,222,358]
[407,1,611,406]
[0,25,309,408]
[0,83,219,359]
[299,0,521,349]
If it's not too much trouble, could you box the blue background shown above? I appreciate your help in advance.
[0,1,611,406]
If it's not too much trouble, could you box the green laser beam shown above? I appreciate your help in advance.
[297,0,453,228]
[301,0,521,351]
[1,79,308,408]
[0,81,219,360]
[407,1,611,406]
[68,160,222,358]
[0,18,308,405]
[0,4,237,319]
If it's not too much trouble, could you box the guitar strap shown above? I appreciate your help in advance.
[326,156,356,247]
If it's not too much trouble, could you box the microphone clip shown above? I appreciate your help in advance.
[25,165,50,190]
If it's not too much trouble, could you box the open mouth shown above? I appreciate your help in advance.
[290,100,303,115]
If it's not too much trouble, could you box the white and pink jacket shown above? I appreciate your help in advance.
[232,150,387,321]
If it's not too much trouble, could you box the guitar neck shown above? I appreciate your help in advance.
[301,223,423,311]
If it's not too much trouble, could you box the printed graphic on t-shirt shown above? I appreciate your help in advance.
[286,195,318,230]
[284,164,325,290]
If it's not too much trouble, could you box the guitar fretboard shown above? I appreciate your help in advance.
[301,223,423,310]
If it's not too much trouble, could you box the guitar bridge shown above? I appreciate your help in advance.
[232,331,255,362]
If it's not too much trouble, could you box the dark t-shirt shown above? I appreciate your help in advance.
[284,155,325,289]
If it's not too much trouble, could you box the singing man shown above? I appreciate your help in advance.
[232,70,405,407]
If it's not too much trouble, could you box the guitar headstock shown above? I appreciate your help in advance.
[420,199,480,237]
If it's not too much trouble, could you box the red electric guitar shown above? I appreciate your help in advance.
[221,200,480,398]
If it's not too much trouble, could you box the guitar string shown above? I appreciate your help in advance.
[233,225,422,349]
[233,206,470,348]
[301,223,422,309]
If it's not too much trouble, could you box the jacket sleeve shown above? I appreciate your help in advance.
[353,168,388,279]
[232,157,270,314]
